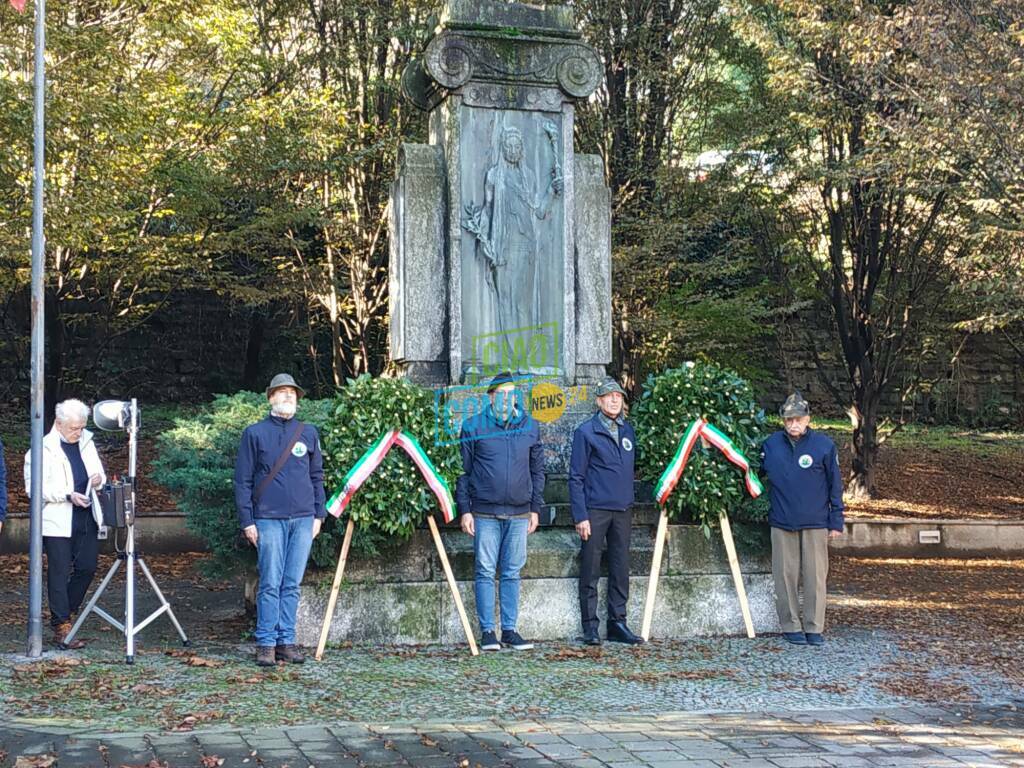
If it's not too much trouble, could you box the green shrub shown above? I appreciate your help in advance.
[152,391,331,574]
[631,361,770,535]
[313,374,461,568]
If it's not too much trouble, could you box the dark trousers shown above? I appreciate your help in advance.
[578,507,632,632]
[43,507,99,627]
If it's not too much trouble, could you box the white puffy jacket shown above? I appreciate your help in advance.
[23,427,106,538]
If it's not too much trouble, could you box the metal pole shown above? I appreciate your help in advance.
[125,399,137,663]
[26,0,47,658]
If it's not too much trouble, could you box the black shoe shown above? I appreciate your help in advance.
[580,629,601,646]
[805,632,824,646]
[606,620,645,645]
[783,632,808,645]
[480,631,501,651]
[501,630,534,650]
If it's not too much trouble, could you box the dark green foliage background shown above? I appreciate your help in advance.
[631,362,770,535]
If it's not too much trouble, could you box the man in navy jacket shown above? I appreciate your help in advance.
[456,372,544,652]
[761,392,844,646]
[235,374,326,666]
[569,379,643,645]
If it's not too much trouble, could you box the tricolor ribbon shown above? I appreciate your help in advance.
[326,429,457,523]
[654,418,764,506]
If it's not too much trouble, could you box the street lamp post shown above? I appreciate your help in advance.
[26,0,47,658]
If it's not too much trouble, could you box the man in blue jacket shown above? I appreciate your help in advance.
[570,379,643,646]
[761,392,844,647]
[456,372,544,652]
[235,374,326,666]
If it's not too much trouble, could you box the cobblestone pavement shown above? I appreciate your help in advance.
[2,702,1023,767]
[0,628,1019,729]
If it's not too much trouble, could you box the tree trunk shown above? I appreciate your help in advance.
[44,289,64,432]
[846,392,879,500]
[242,310,265,391]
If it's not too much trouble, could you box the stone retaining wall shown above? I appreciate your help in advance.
[294,521,780,645]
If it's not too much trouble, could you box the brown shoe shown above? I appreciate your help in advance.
[53,622,86,650]
[255,645,277,666]
[275,644,305,664]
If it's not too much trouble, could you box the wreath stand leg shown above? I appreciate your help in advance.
[314,517,355,661]
[427,515,479,656]
[719,510,755,638]
[640,505,670,642]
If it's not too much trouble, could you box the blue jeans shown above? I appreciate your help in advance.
[255,517,314,647]
[473,516,529,633]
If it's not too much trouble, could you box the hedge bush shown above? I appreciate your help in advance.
[631,361,770,535]
[152,392,333,574]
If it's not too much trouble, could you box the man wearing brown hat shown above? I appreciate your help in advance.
[761,392,844,646]
[235,374,326,665]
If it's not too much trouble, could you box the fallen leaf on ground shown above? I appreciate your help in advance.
[14,755,57,768]
[200,756,225,767]
[185,656,224,668]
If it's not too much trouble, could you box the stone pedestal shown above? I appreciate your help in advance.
[296,515,779,646]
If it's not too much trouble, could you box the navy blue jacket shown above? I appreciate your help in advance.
[456,406,544,518]
[761,429,844,531]
[0,437,7,522]
[234,415,326,529]
[569,414,636,522]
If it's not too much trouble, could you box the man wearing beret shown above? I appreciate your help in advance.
[235,374,326,666]
[570,379,643,646]
[761,392,844,646]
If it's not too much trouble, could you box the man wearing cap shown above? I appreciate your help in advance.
[235,374,326,666]
[570,379,643,646]
[456,372,544,652]
[761,392,844,646]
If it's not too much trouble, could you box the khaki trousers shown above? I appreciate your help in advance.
[771,527,829,634]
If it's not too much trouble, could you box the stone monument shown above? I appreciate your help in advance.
[389,0,611,390]
[292,0,780,645]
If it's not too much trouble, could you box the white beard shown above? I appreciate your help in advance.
[272,402,297,419]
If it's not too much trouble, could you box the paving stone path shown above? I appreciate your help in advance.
[3,702,1023,768]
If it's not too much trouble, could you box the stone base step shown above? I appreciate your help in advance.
[295,573,780,646]
[320,524,771,583]
[832,517,1024,557]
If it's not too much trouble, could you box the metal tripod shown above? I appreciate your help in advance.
[63,399,189,663]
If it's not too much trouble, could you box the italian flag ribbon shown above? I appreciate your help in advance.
[326,429,457,523]
[654,418,764,506]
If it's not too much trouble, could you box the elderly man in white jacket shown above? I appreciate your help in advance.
[24,399,106,649]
